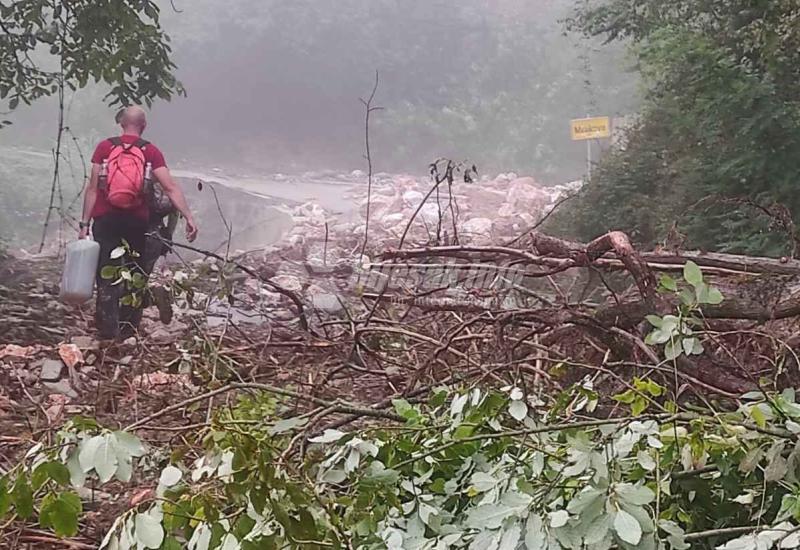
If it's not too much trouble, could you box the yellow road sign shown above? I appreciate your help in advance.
[570,117,611,141]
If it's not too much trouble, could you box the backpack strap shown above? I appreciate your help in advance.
[107,137,149,150]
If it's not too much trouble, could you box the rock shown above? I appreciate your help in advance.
[0,344,38,361]
[419,204,443,224]
[402,190,425,207]
[359,193,399,219]
[273,274,303,293]
[460,218,494,244]
[307,286,345,314]
[506,177,547,212]
[39,359,64,382]
[380,213,406,227]
[259,290,283,306]
[497,203,516,218]
[44,394,70,424]
[58,343,83,368]
[148,320,187,345]
[43,380,78,399]
[70,336,98,350]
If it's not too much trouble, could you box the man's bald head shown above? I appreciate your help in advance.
[119,106,147,134]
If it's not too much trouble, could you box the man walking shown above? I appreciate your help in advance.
[79,106,198,340]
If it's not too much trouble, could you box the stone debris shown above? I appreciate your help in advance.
[0,344,39,360]
[39,358,64,382]
[70,335,98,350]
[58,343,84,369]
[144,171,582,334]
[42,379,78,399]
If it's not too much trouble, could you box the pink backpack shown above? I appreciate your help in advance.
[105,137,149,209]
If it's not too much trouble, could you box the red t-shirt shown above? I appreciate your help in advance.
[90,134,167,220]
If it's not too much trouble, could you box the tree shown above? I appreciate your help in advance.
[554,0,800,255]
[0,0,184,119]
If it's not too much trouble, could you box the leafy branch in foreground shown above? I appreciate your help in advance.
[7,379,800,549]
[644,260,724,361]
[0,0,184,113]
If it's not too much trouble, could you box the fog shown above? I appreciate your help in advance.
[2,0,637,181]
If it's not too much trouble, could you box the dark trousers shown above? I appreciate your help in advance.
[93,214,149,339]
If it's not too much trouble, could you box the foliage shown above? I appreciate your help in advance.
[643,261,723,361]
[0,0,184,115]
[8,373,800,549]
[0,416,145,538]
[553,0,800,255]
[100,241,148,308]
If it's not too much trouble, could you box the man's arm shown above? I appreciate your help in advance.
[79,163,100,239]
[153,166,198,242]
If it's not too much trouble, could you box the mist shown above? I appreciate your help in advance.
[3,0,637,181]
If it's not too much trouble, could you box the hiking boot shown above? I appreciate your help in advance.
[150,285,173,325]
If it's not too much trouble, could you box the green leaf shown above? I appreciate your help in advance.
[549,510,569,528]
[682,337,703,356]
[162,537,183,550]
[159,465,183,487]
[616,483,655,505]
[614,390,636,404]
[659,275,678,292]
[113,431,146,458]
[470,472,499,493]
[268,416,308,435]
[645,315,663,328]
[46,461,71,487]
[308,429,346,444]
[678,288,695,306]
[110,246,126,260]
[525,513,546,550]
[613,509,642,545]
[0,479,11,518]
[750,406,768,429]
[584,512,613,545]
[498,523,521,550]
[12,477,33,519]
[508,399,528,421]
[67,450,86,487]
[645,379,664,397]
[631,395,648,416]
[42,492,82,537]
[705,287,724,305]
[100,265,118,280]
[664,340,682,361]
[31,462,50,491]
[97,434,120,483]
[683,261,703,287]
[134,511,164,549]
[466,503,515,529]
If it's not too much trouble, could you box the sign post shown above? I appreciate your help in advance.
[570,116,611,180]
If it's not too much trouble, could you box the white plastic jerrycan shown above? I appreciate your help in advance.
[59,239,100,304]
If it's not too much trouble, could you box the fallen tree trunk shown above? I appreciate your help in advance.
[374,230,800,399]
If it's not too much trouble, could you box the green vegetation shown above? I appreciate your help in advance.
[8,381,800,549]
[0,0,183,114]
[553,0,800,255]
[2,266,800,549]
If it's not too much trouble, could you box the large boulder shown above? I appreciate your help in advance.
[506,177,548,214]
[460,218,494,245]
[402,190,425,207]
